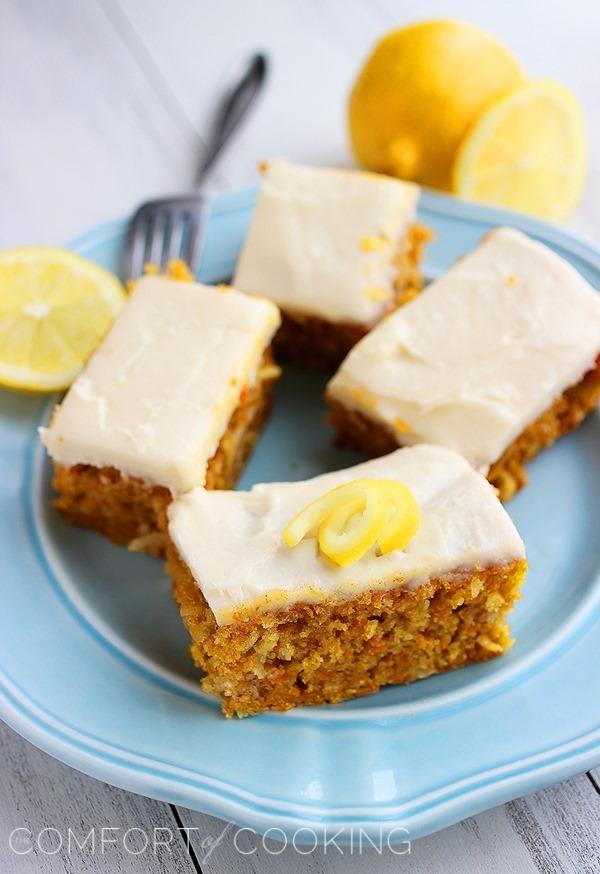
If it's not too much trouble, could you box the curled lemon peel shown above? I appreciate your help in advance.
[282,478,420,567]
[376,481,421,554]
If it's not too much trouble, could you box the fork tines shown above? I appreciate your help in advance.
[123,195,207,281]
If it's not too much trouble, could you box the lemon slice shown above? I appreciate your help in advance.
[283,478,421,567]
[452,80,586,220]
[0,247,126,392]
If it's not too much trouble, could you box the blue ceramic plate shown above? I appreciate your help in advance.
[1,189,599,843]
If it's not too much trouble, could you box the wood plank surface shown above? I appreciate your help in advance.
[0,721,197,874]
[1,1,599,872]
[174,774,600,873]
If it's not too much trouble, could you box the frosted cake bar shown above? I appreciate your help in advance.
[42,276,281,554]
[166,445,526,717]
[327,228,600,499]
[233,159,431,367]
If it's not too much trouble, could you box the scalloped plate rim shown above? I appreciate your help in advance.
[0,187,599,843]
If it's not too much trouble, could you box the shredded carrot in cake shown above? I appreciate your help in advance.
[239,386,250,405]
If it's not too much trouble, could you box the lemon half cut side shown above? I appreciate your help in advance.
[452,79,586,220]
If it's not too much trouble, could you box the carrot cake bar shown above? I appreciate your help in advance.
[327,227,600,500]
[166,445,527,717]
[41,275,281,555]
[233,159,431,368]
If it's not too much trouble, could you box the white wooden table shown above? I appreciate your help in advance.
[1,1,599,870]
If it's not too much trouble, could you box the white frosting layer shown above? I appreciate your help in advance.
[328,228,600,470]
[233,159,419,325]
[42,276,280,492]
[168,445,525,624]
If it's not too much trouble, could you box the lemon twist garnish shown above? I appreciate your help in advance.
[283,478,420,567]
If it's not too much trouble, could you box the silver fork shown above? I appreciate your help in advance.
[123,53,268,281]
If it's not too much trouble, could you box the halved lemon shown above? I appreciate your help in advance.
[349,19,525,190]
[452,80,586,220]
[0,247,126,392]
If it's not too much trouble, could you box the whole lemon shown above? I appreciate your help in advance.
[349,19,525,190]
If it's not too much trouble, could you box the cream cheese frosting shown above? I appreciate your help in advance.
[327,228,600,471]
[41,276,280,492]
[233,159,419,325]
[168,445,525,624]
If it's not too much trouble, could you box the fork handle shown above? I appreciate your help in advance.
[195,53,268,188]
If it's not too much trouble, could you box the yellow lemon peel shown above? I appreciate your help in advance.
[360,234,390,252]
[364,286,391,302]
[376,481,421,555]
[283,478,420,567]
[349,20,524,190]
[126,259,195,293]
